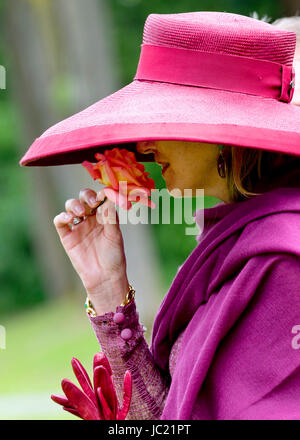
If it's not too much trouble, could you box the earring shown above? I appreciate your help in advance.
[217,144,226,178]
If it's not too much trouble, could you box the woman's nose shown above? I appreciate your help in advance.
[136,141,156,155]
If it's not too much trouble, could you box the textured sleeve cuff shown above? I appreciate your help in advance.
[88,299,146,355]
[86,298,170,420]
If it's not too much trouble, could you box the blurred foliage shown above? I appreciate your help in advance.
[0,0,285,315]
[108,0,284,85]
[0,91,46,317]
[0,295,100,419]
[0,0,45,315]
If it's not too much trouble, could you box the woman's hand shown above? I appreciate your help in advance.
[53,188,130,315]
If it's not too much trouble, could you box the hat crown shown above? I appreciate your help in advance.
[143,12,296,66]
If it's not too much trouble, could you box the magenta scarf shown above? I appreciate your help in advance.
[151,187,300,420]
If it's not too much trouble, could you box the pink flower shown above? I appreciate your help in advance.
[51,353,132,420]
[82,148,156,210]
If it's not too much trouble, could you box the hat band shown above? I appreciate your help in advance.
[134,44,295,103]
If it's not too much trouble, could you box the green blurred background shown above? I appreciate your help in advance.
[0,0,297,419]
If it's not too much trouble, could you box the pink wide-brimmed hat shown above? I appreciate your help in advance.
[19,11,300,167]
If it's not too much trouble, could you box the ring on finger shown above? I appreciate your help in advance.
[71,196,107,226]
[73,216,83,225]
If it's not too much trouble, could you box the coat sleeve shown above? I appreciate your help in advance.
[88,299,170,420]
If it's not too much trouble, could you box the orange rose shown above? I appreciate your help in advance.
[82,148,156,210]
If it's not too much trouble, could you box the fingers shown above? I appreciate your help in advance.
[54,188,113,241]
[96,197,118,225]
[53,212,74,239]
[95,189,107,204]
[54,188,99,238]
[65,188,101,219]
[65,198,86,217]
[95,189,118,230]
[79,188,99,209]
[96,197,121,241]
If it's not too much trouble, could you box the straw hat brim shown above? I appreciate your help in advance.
[19,79,300,166]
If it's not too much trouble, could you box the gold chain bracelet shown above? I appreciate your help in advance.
[85,284,135,317]
[85,297,97,317]
[120,284,135,306]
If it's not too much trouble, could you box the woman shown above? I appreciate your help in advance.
[20,12,300,419]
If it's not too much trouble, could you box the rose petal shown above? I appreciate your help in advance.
[128,187,151,198]
[125,184,148,194]
[147,199,156,209]
[95,153,105,161]
[135,163,146,171]
[128,188,156,209]
[145,177,156,190]
[82,161,102,180]
[131,167,144,178]
[98,163,113,186]
[114,167,142,186]
[104,162,119,190]
[103,187,131,210]
[105,157,130,167]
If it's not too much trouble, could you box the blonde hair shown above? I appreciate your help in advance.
[223,146,300,203]
[225,14,300,203]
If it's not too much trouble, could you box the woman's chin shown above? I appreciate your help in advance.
[162,171,185,196]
